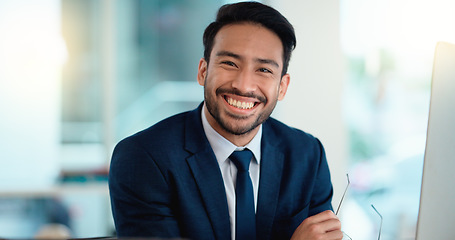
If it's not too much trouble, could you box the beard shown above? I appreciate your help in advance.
[204,80,277,136]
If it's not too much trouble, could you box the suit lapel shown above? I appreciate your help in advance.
[183,105,285,240]
[184,104,231,240]
[256,121,284,240]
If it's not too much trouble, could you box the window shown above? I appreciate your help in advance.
[340,0,455,239]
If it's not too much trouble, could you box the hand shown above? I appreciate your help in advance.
[290,210,343,240]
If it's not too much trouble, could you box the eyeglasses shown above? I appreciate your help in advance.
[336,174,383,240]
[336,174,350,215]
[371,204,383,240]
[336,174,352,240]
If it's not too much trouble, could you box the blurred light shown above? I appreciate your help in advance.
[0,1,67,81]
[0,0,64,188]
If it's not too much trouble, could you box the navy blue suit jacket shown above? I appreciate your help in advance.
[109,104,333,240]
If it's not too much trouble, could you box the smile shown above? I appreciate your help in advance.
[226,96,256,110]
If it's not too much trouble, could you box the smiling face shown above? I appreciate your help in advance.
[197,23,290,145]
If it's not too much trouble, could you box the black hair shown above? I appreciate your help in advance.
[203,1,296,76]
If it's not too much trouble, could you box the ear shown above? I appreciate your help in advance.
[277,73,290,101]
[197,58,208,86]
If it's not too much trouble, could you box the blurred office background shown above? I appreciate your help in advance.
[0,0,454,239]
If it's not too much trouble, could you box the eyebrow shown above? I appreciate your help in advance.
[215,50,280,69]
[216,50,241,59]
[256,58,280,68]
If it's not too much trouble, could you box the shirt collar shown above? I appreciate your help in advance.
[201,103,262,165]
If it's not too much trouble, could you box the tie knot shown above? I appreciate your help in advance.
[230,149,253,172]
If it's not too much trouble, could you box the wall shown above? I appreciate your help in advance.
[272,0,348,208]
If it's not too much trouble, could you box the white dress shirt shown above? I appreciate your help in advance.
[201,105,262,240]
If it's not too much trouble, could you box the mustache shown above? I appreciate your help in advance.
[216,88,267,103]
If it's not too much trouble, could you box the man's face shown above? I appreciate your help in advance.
[197,23,290,138]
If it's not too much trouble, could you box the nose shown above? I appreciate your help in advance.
[231,69,257,94]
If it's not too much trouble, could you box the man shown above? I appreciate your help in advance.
[109,2,342,240]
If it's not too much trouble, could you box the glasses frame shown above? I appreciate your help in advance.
[336,174,352,240]
[335,174,383,240]
[371,204,383,240]
[336,174,350,215]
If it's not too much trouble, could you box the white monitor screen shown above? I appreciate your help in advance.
[416,41,455,239]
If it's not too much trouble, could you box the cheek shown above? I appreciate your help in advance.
[261,82,281,99]
[203,74,223,96]
[208,71,234,88]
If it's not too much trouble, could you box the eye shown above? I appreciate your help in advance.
[221,61,237,67]
[258,67,272,74]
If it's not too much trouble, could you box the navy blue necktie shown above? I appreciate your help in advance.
[230,149,256,240]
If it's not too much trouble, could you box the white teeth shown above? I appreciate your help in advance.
[227,97,254,109]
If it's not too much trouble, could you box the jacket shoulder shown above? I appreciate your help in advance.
[265,117,320,145]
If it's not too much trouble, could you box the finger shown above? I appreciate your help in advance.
[308,217,342,235]
[303,218,341,237]
[321,218,342,232]
[305,210,338,224]
[325,229,344,240]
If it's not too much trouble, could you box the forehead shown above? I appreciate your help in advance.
[211,23,284,64]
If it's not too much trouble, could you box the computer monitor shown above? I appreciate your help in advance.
[416,41,455,239]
